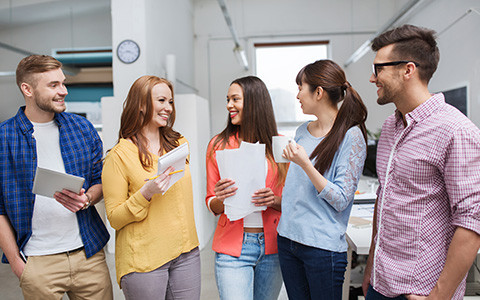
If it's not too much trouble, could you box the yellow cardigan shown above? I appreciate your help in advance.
[102,138,199,286]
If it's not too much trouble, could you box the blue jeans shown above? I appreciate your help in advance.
[215,232,283,300]
[366,285,407,300]
[277,234,347,300]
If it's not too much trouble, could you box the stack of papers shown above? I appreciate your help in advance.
[157,142,189,194]
[216,142,266,221]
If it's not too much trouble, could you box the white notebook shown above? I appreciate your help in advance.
[157,142,189,194]
[32,167,85,198]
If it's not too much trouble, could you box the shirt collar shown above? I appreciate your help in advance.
[394,93,446,126]
[15,106,64,135]
[15,106,33,135]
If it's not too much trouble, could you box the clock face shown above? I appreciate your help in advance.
[117,40,140,64]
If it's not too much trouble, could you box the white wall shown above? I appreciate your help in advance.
[108,0,197,151]
[174,94,215,249]
[108,0,216,250]
[0,7,112,122]
[193,0,410,136]
[400,0,480,127]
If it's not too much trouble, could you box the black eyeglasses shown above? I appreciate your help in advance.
[372,61,420,77]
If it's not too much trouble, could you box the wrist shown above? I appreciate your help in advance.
[140,186,153,201]
[81,193,91,210]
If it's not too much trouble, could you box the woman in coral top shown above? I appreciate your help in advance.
[102,76,200,299]
[206,76,288,300]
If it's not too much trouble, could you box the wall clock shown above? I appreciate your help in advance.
[116,39,140,64]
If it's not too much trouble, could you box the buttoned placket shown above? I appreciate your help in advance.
[372,116,415,287]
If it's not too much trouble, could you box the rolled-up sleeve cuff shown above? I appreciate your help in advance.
[452,217,480,236]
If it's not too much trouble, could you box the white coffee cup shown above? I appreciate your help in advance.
[272,136,294,163]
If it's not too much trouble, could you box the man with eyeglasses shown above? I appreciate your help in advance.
[362,24,480,299]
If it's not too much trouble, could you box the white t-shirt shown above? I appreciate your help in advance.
[23,120,83,256]
[243,211,264,228]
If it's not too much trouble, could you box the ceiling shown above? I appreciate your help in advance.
[0,0,110,28]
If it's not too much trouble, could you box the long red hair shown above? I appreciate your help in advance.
[119,75,182,171]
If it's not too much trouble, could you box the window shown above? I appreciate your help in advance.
[255,41,329,136]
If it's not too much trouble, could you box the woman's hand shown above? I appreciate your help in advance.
[283,142,311,169]
[209,178,237,215]
[252,188,275,207]
[214,178,237,202]
[140,166,174,201]
[252,188,281,211]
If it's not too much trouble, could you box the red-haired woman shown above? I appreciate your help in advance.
[102,76,200,299]
[206,76,288,300]
[277,60,368,300]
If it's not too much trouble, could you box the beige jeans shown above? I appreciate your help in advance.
[20,248,113,300]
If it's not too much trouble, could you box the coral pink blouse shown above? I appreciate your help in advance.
[205,135,285,257]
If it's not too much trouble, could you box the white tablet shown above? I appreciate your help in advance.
[32,167,85,198]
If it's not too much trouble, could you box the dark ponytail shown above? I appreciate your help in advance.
[296,60,367,174]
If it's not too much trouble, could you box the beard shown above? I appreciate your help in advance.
[33,90,66,114]
[376,83,396,106]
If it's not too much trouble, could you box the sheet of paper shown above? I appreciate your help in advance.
[216,141,267,221]
[157,142,189,194]
[350,203,374,219]
[32,167,85,198]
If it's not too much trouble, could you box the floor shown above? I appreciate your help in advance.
[1,242,479,299]
[0,238,288,300]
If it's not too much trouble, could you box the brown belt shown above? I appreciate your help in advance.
[64,246,84,255]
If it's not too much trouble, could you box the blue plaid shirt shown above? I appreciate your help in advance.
[0,107,109,262]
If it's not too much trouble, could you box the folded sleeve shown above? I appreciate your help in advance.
[445,127,480,234]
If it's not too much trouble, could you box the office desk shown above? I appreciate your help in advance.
[342,203,374,300]
[346,203,374,255]
[341,176,377,299]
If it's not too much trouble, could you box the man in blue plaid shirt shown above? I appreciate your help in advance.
[0,55,113,299]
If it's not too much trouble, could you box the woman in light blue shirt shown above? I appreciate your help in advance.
[277,59,367,300]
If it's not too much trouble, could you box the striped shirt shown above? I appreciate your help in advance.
[372,93,480,298]
[0,107,109,262]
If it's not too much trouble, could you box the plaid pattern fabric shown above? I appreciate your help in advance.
[0,107,109,262]
[372,94,480,299]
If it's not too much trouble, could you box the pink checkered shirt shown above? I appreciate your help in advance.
[371,93,480,298]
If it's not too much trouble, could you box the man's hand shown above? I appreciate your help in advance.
[362,255,373,296]
[54,188,89,213]
[10,257,25,279]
